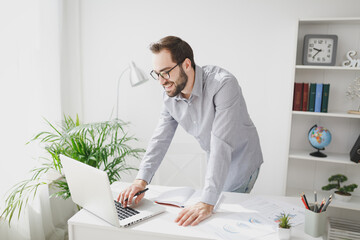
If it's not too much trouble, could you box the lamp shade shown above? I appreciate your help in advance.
[129,61,148,87]
[116,61,148,119]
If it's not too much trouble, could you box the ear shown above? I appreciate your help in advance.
[182,58,192,71]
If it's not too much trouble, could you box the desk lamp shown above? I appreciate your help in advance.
[116,61,148,119]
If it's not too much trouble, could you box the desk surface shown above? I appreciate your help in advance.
[68,182,324,240]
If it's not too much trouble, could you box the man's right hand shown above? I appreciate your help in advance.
[117,179,147,208]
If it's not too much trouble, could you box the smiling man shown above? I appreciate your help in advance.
[118,36,263,227]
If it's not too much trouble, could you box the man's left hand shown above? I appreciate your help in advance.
[175,202,214,227]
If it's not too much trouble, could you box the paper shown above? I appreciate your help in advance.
[200,212,276,240]
[239,196,305,226]
[153,187,196,208]
[199,196,305,240]
[153,187,223,211]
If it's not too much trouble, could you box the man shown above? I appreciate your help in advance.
[118,36,263,227]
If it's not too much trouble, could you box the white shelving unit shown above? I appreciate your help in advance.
[286,18,360,211]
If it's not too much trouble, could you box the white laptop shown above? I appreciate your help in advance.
[60,155,165,227]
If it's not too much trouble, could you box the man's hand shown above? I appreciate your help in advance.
[117,179,147,208]
[175,202,214,227]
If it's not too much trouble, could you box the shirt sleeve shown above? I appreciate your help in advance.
[200,76,243,205]
[136,105,178,184]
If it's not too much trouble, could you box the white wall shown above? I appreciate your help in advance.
[0,0,63,238]
[68,0,360,195]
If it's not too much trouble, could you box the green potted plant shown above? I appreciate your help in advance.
[0,115,144,225]
[278,212,292,240]
[322,174,358,202]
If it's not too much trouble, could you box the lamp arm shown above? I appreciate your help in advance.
[116,66,130,119]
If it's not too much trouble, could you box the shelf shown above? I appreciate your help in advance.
[286,187,360,211]
[299,17,360,24]
[289,149,358,165]
[296,65,360,71]
[287,18,360,214]
[292,111,360,119]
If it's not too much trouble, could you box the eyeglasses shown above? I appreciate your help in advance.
[150,62,181,81]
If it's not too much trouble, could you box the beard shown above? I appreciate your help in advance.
[164,65,188,97]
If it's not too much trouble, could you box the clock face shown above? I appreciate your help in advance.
[306,38,334,64]
[303,34,338,66]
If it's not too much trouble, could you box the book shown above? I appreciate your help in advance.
[293,83,304,111]
[314,83,323,112]
[308,83,317,112]
[153,187,223,210]
[302,83,309,111]
[321,84,330,113]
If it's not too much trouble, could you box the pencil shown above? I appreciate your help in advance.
[318,198,325,213]
[302,192,310,210]
[300,194,310,210]
[322,196,332,212]
[300,195,309,209]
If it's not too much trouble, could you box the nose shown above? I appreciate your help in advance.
[159,76,168,85]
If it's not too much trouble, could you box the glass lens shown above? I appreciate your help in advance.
[150,71,158,80]
[159,71,170,80]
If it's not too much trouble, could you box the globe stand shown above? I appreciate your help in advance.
[310,148,327,158]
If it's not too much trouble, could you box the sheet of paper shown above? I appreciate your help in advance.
[237,196,305,227]
[199,196,305,240]
[200,212,276,240]
[154,187,195,207]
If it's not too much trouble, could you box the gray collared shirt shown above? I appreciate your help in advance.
[136,65,263,205]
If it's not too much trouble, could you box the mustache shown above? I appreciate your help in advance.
[162,81,174,86]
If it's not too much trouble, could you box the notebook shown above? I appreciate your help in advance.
[154,186,223,211]
[60,155,165,227]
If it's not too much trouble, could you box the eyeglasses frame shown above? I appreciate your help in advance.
[150,60,184,81]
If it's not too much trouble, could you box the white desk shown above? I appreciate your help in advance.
[68,182,324,240]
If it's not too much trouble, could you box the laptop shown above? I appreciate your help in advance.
[60,155,165,227]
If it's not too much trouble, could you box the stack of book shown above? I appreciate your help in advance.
[328,217,360,239]
[293,83,330,112]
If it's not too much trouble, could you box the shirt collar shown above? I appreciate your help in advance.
[173,65,203,101]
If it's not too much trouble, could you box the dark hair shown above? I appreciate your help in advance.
[149,36,195,69]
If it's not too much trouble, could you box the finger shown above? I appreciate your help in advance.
[122,190,131,207]
[127,189,138,206]
[191,212,211,226]
[135,192,145,205]
[178,210,194,226]
[191,215,204,226]
[175,208,188,223]
[182,213,197,227]
[118,190,126,203]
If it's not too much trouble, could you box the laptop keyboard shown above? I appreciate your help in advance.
[114,200,140,220]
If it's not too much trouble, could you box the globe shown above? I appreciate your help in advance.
[308,125,332,158]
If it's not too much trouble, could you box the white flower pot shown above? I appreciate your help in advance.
[278,227,291,240]
[334,191,352,202]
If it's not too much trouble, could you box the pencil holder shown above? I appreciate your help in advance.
[304,206,327,238]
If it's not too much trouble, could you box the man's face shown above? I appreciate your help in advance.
[152,49,188,97]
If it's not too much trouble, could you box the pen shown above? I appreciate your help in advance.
[124,188,149,202]
[314,201,318,213]
[314,191,317,202]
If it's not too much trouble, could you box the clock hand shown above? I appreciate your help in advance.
[313,48,322,52]
[312,49,322,59]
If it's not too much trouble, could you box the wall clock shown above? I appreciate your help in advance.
[302,34,338,66]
